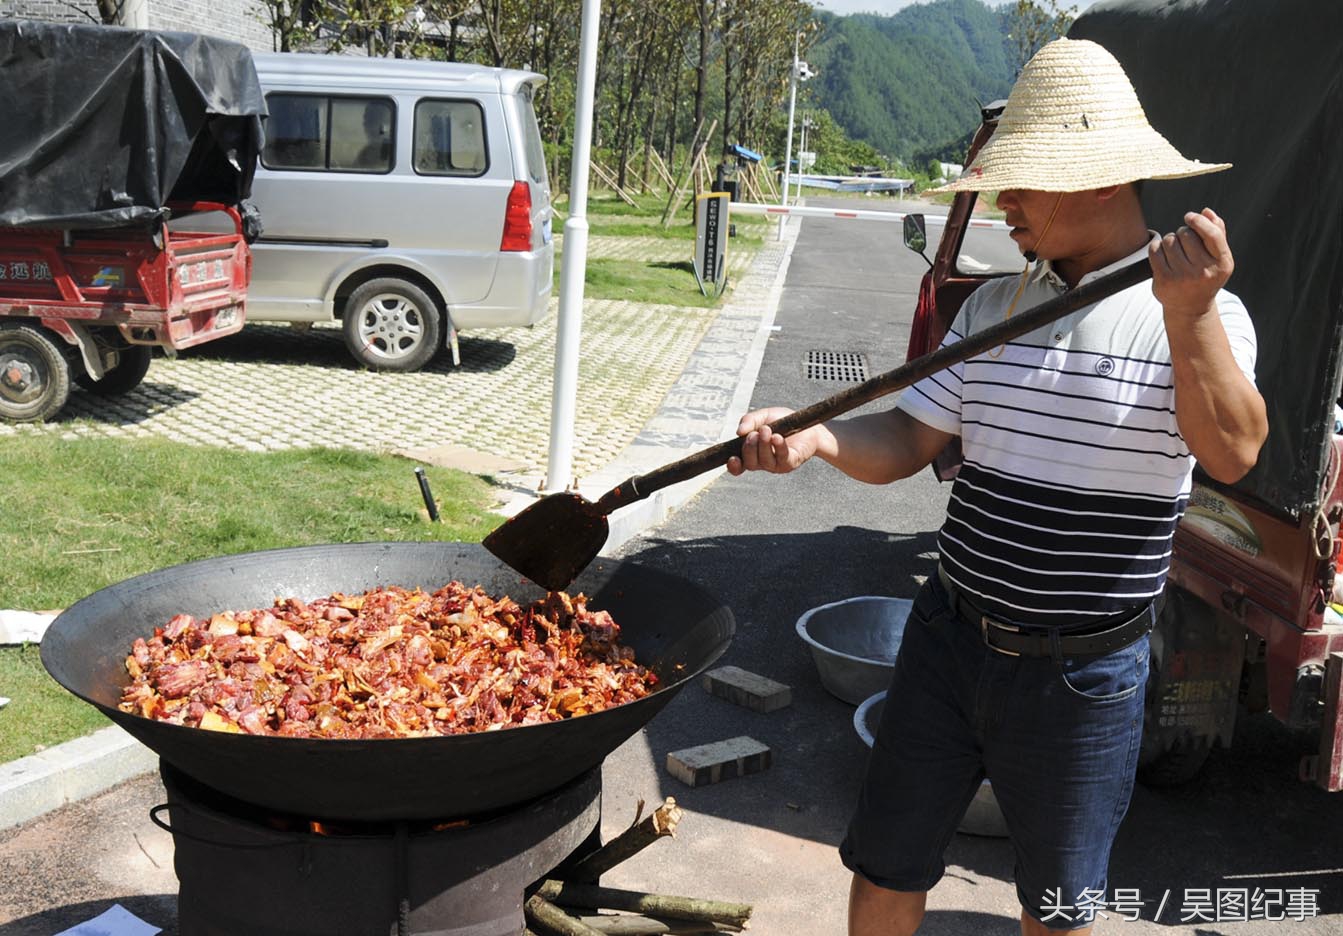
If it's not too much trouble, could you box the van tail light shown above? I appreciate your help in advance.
[500,181,533,252]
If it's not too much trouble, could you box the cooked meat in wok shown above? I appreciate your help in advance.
[118,583,658,738]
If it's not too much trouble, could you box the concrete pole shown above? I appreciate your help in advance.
[777,31,799,241]
[118,0,149,28]
[796,115,807,203]
[544,0,601,493]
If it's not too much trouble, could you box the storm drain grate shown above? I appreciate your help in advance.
[804,350,869,383]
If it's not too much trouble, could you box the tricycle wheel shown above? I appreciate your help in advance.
[0,322,71,422]
[342,278,442,372]
[75,344,152,397]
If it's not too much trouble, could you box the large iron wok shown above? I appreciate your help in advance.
[41,542,733,821]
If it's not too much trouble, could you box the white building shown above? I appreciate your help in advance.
[2,0,274,51]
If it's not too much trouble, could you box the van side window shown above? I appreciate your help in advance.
[264,94,326,170]
[413,100,488,177]
[262,94,395,174]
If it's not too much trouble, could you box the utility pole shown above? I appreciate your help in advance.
[545,0,601,493]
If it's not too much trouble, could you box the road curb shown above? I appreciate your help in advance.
[0,725,156,832]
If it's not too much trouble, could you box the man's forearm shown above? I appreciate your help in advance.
[1169,307,1267,483]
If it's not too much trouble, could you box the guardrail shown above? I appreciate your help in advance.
[728,202,1009,230]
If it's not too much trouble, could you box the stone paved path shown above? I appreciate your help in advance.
[0,233,764,483]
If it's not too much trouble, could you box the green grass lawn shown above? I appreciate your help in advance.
[0,435,499,762]
[585,259,723,308]
[0,643,108,763]
[554,192,768,304]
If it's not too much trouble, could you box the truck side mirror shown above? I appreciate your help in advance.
[903,213,932,268]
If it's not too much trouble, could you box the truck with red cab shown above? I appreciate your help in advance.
[902,0,1343,790]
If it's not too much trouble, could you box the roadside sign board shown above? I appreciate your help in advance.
[694,192,729,297]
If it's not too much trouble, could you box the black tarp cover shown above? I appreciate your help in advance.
[1070,0,1343,520]
[0,20,265,230]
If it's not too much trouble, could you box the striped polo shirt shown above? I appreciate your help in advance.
[896,244,1258,625]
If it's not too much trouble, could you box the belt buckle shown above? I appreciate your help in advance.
[980,615,1021,657]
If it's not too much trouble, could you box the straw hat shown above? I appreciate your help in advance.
[933,38,1230,193]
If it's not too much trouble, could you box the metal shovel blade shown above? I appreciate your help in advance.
[483,491,610,592]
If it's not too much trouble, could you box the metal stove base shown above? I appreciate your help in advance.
[161,761,601,936]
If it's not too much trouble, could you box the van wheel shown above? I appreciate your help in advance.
[342,278,442,372]
[75,345,152,396]
[0,323,71,422]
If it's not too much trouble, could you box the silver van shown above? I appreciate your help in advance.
[246,53,554,371]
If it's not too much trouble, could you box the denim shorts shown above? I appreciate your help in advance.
[839,573,1150,930]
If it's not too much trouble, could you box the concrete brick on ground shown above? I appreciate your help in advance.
[702,666,792,713]
[666,736,773,787]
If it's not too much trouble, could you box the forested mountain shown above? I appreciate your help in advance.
[809,0,1018,164]
[68,0,1046,187]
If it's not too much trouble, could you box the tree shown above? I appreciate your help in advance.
[722,0,811,155]
[1005,0,1076,75]
[247,0,885,200]
[253,0,318,52]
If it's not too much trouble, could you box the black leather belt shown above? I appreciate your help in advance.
[937,567,1155,659]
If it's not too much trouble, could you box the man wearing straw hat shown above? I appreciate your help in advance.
[729,38,1266,935]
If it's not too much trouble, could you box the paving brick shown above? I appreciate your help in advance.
[702,665,792,713]
[666,736,772,788]
[0,231,788,495]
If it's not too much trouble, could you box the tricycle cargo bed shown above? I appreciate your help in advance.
[0,202,251,423]
[0,212,248,350]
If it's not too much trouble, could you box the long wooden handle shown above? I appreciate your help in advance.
[594,257,1154,514]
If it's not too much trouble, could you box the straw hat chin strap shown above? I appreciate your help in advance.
[1023,193,1065,265]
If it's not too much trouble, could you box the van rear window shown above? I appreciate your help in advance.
[516,88,548,187]
[413,100,488,177]
[262,94,395,174]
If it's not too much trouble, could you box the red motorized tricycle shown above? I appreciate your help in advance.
[903,0,1343,790]
[0,21,266,422]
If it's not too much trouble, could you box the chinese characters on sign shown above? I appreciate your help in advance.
[693,192,729,298]
[1039,886,1320,924]
[1157,676,1229,729]
[0,260,54,281]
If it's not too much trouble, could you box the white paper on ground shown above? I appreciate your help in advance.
[54,903,162,936]
[0,609,57,644]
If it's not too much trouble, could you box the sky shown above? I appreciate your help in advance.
[817,0,1099,17]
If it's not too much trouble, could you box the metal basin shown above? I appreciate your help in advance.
[854,690,1009,838]
[795,596,910,704]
